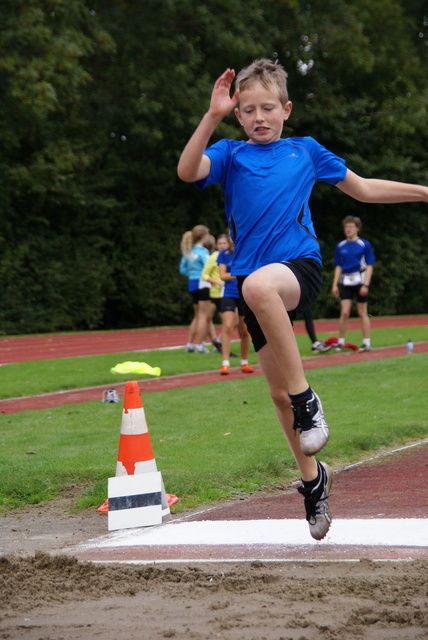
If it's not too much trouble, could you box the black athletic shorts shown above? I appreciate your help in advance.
[190,287,211,304]
[221,296,245,315]
[210,297,223,312]
[237,258,323,352]
[340,284,368,303]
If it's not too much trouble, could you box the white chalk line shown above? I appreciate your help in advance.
[75,518,427,553]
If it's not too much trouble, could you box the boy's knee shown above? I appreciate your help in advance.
[242,274,268,308]
[241,276,256,301]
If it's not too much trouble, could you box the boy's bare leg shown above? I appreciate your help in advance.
[338,299,352,339]
[242,262,329,457]
[258,341,333,542]
[257,343,318,481]
[357,301,370,340]
[241,263,308,395]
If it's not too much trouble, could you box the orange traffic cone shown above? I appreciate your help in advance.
[98,381,178,527]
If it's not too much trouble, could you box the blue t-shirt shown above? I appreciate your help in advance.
[217,249,239,298]
[334,238,376,275]
[197,137,347,276]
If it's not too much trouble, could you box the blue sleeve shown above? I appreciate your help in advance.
[196,140,232,191]
[305,137,347,185]
[334,244,342,267]
[365,241,376,265]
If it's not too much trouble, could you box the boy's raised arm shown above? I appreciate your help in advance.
[177,69,239,183]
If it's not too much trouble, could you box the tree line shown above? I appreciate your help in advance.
[0,0,427,334]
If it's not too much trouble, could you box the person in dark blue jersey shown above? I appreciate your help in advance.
[177,58,428,540]
[332,216,376,352]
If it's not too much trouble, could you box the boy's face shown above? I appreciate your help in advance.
[344,222,359,240]
[234,82,292,145]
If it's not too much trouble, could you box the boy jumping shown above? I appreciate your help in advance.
[177,59,428,540]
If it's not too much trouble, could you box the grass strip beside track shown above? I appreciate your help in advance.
[1,353,426,513]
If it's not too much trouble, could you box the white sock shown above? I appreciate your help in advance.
[338,338,345,346]
[222,360,230,366]
[363,339,371,347]
[241,359,248,365]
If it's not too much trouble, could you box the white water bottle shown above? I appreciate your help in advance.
[406,339,414,355]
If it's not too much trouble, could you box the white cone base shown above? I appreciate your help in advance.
[108,472,163,531]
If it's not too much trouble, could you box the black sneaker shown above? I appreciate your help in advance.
[291,391,329,456]
[298,461,333,540]
[212,339,222,354]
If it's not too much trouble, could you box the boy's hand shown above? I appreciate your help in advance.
[177,68,239,182]
[208,69,240,121]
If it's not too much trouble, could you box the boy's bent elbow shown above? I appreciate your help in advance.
[177,154,211,183]
[177,162,202,183]
[336,171,368,201]
[177,164,193,183]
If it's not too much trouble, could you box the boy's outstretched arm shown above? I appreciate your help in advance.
[177,69,239,183]
[337,170,428,204]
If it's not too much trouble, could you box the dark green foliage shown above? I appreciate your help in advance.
[0,0,427,333]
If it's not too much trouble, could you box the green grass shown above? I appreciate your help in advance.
[1,325,426,400]
[1,352,427,514]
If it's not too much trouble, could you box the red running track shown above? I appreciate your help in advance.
[1,316,427,364]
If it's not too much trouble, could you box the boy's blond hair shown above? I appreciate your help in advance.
[235,58,289,105]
